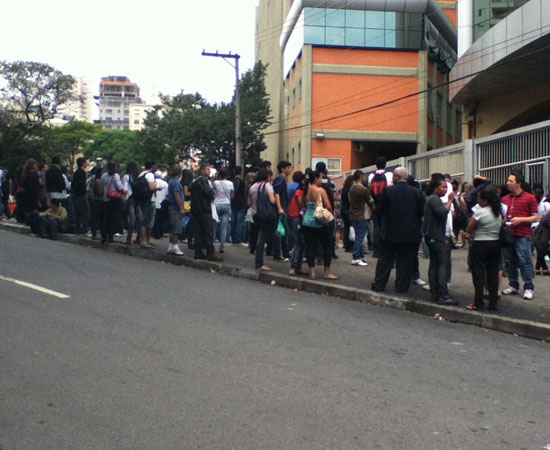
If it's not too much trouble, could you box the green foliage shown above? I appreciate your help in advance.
[0,60,76,173]
[136,62,271,170]
[44,121,101,166]
[84,129,141,166]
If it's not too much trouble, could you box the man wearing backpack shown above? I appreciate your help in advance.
[191,163,223,261]
[137,161,161,249]
[368,157,393,258]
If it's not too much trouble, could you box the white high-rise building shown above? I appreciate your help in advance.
[56,76,95,123]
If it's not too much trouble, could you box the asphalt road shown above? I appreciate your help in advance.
[1,231,549,450]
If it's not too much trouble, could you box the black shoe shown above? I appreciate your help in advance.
[331,253,339,259]
[438,296,458,306]
[194,253,206,260]
[206,253,223,261]
[371,285,384,292]
[188,244,195,250]
[273,256,283,261]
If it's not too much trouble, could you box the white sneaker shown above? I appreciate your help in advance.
[422,284,431,291]
[412,278,427,286]
[351,259,368,266]
[502,287,519,295]
[523,289,534,300]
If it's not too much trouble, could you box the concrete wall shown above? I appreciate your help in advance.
[469,82,550,137]
[255,0,292,165]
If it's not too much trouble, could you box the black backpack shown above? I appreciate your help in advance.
[371,172,388,200]
[132,174,152,204]
[253,184,277,223]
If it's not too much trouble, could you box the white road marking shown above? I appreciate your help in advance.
[0,275,70,299]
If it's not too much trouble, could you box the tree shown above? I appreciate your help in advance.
[239,61,271,168]
[84,129,141,166]
[45,121,101,167]
[135,62,271,170]
[0,61,76,172]
[0,60,76,125]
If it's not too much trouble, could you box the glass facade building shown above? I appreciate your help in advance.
[303,8,424,50]
[473,0,530,40]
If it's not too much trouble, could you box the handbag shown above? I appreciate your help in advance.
[276,215,286,237]
[499,215,514,247]
[107,175,125,199]
[314,192,334,225]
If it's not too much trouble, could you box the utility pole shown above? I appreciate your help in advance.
[201,50,242,167]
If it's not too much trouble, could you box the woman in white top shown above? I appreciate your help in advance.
[213,168,234,253]
[464,185,502,311]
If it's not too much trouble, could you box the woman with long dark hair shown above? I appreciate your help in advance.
[19,159,41,223]
[100,162,124,243]
[248,168,277,271]
[301,171,338,280]
[121,161,141,245]
[464,184,502,311]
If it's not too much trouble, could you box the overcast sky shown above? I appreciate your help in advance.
[2,0,261,105]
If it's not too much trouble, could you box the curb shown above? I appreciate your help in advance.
[2,221,549,342]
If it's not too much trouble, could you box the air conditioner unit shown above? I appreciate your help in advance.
[354,143,366,153]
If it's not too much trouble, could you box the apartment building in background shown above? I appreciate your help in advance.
[450,0,550,138]
[129,103,157,131]
[98,76,143,130]
[256,0,463,175]
[55,76,95,123]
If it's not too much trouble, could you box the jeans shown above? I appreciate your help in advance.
[290,219,304,270]
[502,236,535,291]
[39,216,60,239]
[231,208,246,244]
[351,219,369,261]
[288,217,300,254]
[426,238,452,300]
[214,203,231,251]
[272,214,290,258]
[126,197,142,243]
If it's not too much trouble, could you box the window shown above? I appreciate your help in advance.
[134,119,140,125]
[106,109,112,114]
[311,157,342,176]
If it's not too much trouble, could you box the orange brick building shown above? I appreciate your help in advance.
[256,1,461,175]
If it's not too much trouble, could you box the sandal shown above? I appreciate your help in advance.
[324,274,339,280]
[288,269,296,276]
[259,266,272,272]
[466,304,484,311]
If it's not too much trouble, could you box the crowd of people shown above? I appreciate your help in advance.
[1,155,549,312]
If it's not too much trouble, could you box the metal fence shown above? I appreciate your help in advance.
[332,120,550,191]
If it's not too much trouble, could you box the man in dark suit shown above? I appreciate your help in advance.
[371,167,425,293]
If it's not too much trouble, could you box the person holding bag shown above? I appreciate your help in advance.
[301,171,338,280]
[248,168,277,271]
[100,162,125,243]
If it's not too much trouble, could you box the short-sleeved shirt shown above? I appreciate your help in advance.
[168,177,184,209]
[272,175,288,213]
[288,188,303,218]
[213,180,234,205]
[501,191,538,238]
[248,182,274,211]
[473,206,501,241]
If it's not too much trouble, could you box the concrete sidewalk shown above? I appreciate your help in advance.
[2,218,549,340]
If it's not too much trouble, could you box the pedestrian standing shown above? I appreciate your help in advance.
[213,168,233,253]
[422,175,457,305]
[371,167,425,293]
[191,164,223,261]
[501,171,539,300]
[348,170,373,267]
[71,157,90,235]
[230,166,246,245]
[272,161,293,261]
[167,165,186,256]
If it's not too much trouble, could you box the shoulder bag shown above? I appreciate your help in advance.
[314,192,334,225]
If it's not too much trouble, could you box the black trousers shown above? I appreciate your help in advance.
[101,199,122,241]
[470,240,501,308]
[193,213,215,255]
[302,226,331,268]
[72,194,90,234]
[372,242,418,293]
[427,238,452,300]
